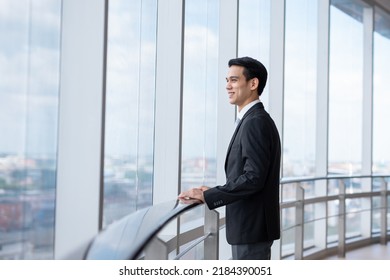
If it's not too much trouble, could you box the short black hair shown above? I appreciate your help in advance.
[228,56,268,96]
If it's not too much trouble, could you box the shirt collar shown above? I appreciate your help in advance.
[237,99,260,120]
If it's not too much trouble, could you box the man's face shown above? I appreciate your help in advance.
[225,65,257,111]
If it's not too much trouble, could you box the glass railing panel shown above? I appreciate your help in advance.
[388,196,390,231]
[281,183,297,203]
[177,241,205,260]
[303,202,327,253]
[281,228,295,258]
[328,178,340,196]
[179,202,205,253]
[345,210,362,241]
[303,220,317,256]
[178,206,205,258]
[345,198,371,242]
[347,178,363,194]
[372,176,383,191]
[327,200,339,245]
[300,181,315,199]
[281,207,295,257]
[303,219,314,248]
[371,196,381,235]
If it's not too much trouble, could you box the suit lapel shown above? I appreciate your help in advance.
[224,102,264,171]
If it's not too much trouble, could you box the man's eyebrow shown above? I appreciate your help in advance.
[226,75,240,80]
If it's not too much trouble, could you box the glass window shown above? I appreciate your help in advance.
[179,0,219,259]
[373,7,390,175]
[103,0,157,227]
[238,0,271,107]
[283,0,317,177]
[328,1,365,175]
[280,0,318,258]
[181,0,219,193]
[0,0,61,259]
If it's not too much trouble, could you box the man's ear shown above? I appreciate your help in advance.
[250,77,259,90]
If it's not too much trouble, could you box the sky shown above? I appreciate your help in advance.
[0,0,61,157]
[0,0,389,173]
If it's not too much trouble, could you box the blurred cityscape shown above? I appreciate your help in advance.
[0,154,56,259]
[1,153,389,259]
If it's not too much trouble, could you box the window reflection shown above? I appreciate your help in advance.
[104,0,157,227]
[373,8,390,174]
[238,0,270,107]
[179,0,219,256]
[280,0,318,258]
[283,0,317,177]
[328,1,365,175]
[181,0,219,193]
[0,0,61,259]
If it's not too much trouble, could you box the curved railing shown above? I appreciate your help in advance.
[84,199,221,260]
[279,174,390,259]
[84,200,201,259]
[85,174,390,260]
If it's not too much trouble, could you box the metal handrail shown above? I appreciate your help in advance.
[280,173,390,185]
[174,233,211,260]
[84,199,201,260]
[281,206,388,232]
[84,173,389,260]
[279,173,390,259]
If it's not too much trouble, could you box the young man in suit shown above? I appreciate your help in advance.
[178,56,281,260]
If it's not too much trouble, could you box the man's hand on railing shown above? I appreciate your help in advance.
[178,186,210,204]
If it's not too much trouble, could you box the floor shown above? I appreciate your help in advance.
[323,243,390,260]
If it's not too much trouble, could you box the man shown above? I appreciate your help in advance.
[178,56,281,260]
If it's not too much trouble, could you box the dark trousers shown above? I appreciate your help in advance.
[232,241,273,260]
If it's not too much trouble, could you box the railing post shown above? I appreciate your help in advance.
[380,177,388,245]
[295,186,304,260]
[338,179,346,258]
[204,208,219,260]
[144,237,169,260]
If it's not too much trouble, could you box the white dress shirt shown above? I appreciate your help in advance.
[237,99,260,122]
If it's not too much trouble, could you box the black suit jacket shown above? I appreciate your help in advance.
[203,102,281,245]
